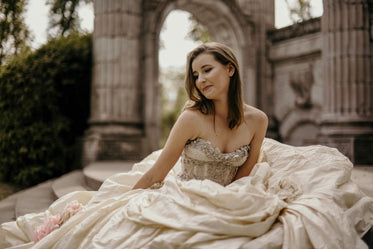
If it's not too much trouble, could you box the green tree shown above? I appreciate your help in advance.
[0,33,92,187]
[159,68,187,147]
[284,0,312,23]
[47,0,92,37]
[186,15,211,43]
[0,0,30,64]
[159,13,211,146]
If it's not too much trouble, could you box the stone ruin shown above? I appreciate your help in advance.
[83,0,373,166]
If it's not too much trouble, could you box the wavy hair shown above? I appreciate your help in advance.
[184,42,244,129]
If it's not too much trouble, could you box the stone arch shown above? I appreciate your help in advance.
[142,0,261,154]
[84,0,274,164]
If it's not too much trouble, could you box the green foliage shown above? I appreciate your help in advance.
[0,0,30,64]
[0,32,92,187]
[159,13,209,147]
[160,68,187,147]
[47,0,93,37]
[187,15,211,43]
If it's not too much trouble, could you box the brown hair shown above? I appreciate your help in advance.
[184,42,244,129]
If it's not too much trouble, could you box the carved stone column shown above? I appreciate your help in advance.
[237,0,275,111]
[320,0,373,164]
[83,0,144,165]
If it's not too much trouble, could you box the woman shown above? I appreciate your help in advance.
[1,42,372,249]
[133,42,267,189]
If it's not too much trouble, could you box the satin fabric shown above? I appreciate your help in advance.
[1,138,372,249]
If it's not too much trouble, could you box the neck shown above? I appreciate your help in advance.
[213,98,229,120]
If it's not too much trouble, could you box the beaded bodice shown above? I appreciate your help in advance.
[178,138,250,186]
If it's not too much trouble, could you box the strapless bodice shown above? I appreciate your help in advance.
[178,138,250,186]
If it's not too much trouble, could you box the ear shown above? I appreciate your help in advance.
[226,63,235,77]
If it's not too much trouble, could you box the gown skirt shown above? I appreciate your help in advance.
[0,138,372,249]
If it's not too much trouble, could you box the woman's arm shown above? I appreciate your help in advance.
[132,110,200,189]
[234,111,268,180]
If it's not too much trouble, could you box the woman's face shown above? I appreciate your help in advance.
[191,53,234,101]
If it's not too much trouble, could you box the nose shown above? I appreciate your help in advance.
[196,74,206,85]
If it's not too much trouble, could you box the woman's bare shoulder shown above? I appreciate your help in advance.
[175,109,206,139]
[243,104,268,125]
[179,108,205,123]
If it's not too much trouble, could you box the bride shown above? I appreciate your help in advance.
[1,42,372,249]
[134,41,267,189]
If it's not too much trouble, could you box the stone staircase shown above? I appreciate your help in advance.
[0,161,134,224]
[0,163,373,225]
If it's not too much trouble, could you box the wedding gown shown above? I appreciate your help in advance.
[1,138,372,249]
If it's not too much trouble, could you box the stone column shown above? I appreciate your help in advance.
[83,0,144,165]
[236,0,275,110]
[320,0,373,164]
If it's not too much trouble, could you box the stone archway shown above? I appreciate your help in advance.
[142,0,275,154]
[83,0,274,165]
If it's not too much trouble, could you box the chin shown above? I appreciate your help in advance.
[203,94,214,100]
[202,91,215,100]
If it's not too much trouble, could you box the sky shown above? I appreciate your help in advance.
[25,0,323,69]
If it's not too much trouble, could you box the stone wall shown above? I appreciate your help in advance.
[319,0,373,164]
[83,0,275,165]
[83,0,145,165]
[268,18,323,146]
[268,1,373,165]
[85,0,372,165]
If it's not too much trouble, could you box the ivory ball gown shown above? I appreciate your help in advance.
[1,138,372,249]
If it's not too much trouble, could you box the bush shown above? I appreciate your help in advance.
[0,33,92,187]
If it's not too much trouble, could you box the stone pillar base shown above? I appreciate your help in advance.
[82,124,144,167]
[317,135,373,165]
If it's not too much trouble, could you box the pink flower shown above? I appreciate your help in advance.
[59,200,84,225]
[34,215,61,243]
[33,200,84,243]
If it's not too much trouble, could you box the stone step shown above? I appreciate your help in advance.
[83,161,135,190]
[15,180,56,218]
[0,194,18,224]
[51,170,93,199]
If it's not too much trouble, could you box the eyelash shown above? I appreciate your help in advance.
[193,68,212,80]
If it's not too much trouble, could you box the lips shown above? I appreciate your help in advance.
[203,85,212,92]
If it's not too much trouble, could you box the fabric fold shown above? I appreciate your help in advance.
[1,138,372,249]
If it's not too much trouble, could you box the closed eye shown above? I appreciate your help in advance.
[192,67,212,81]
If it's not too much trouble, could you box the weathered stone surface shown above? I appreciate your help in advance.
[85,0,372,165]
[84,0,268,162]
[15,181,55,218]
[52,171,92,198]
[269,32,322,61]
[268,17,321,43]
[0,195,17,224]
[319,0,373,163]
[83,161,135,190]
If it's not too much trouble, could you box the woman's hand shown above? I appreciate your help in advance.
[132,110,200,189]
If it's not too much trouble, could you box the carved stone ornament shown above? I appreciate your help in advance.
[235,0,259,17]
[289,65,314,108]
